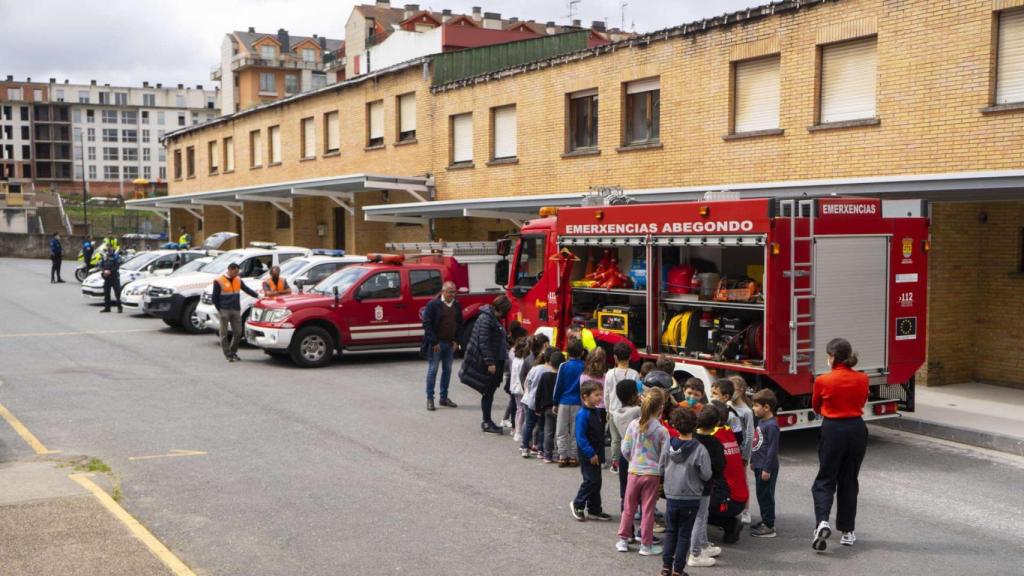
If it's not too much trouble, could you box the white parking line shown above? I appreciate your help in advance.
[0,328,161,339]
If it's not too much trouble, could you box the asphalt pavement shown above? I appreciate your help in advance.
[1,257,1023,576]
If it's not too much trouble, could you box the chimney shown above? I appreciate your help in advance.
[592,20,606,31]
[90,79,97,86]
[319,36,327,49]
[27,77,32,82]
[143,81,149,87]
[472,6,482,21]
[49,77,56,83]
[5,75,12,81]
[177,83,183,89]
[403,4,419,19]
[572,19,581,27]
[156,83,162,88]
[248,26,255,33]
[483,12,501,29]
[509,17,518,23]
[197,84,203,89]
[103,82,109,87]
[545,21,556,34]
[375,0,390,6]
[441,8,452,22]
[64,79,69,84]
[277,28,290,52]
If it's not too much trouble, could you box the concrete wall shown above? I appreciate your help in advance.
[363,28,441,74]
[0,233,161,259]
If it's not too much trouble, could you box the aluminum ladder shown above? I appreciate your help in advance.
[385,241,498,256]
[780,199,817,375]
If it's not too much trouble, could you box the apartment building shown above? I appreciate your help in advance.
[140,0,1024,388]
[0,78,53,181]
[212,28,343,115]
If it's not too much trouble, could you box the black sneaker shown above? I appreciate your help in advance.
[439,397,457,408]
[751,524,777,538]
[570,501,586,521]
[100,308,111,313]
[589,512,613,521]
[426,399,436,411]
[231,354,241,361]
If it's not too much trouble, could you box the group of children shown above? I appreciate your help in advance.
[501,330,782,575]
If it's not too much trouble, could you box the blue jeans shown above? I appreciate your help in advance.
[663,499,699,572]
[425,341,454,400]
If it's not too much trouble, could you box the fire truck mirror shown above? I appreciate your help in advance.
[496,238,512,257]
[494,259,510,288]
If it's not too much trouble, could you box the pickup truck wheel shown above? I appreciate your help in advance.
[162,317,181,328]
[290,326,334,368]
[180,299,205,334]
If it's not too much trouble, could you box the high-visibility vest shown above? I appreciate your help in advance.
[581,327,597,352]
[217,275,242,293]
[265,277,285,293]
[179,233,191,246]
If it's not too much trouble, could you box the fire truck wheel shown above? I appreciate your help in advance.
[290,326,334,368]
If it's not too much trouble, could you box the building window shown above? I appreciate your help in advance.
[191,111,199,124]
[87,147,96,160]
[178,112,186,126]
[88,165,96,179]
[124,166,139,179]
[732,55,781,134]
[20,106,29,121]
[175,95,185,107]
[285,74,299,95]
[87,128,95,142]
[269,125,281,164]
[102,129,118,142]
[208,141,219,174]
[224,137,234,171]
[142,129,150,143]
[122,129,137,143]
[123,147,138,161]
[569,87,598,150]
[276,210,291,229]
[302,48,316,62]
[159,166,166,180]
[21,126,30,140]
[186,146,195,177]
[324,111,340,153]
[624,78,660,145]
[99,92,110,104]
[250,130,262,167]
[260,45,276,59]
[398,93,416,142]
[102,110,118,123]
[367,100,384,147]
[103,147,118,161]
[260,72,276,95]
[115,93,128,105]
[104,166,120,180]
[491,105,517,160]
[144,166,151,179]
[450,112,473,165]
[141,111,150,124]
[157,111,165,124]
[206,96,215,109]
[312,72,327,90]
[143,148,151,161]
[121,111,136,125]
[72,109,82,123]
[996,9,1024,105]
[818,37,878,124]
[301,117,315,159]
[143,94,156,107]
[6,88,21,100]
[32,89,42,101]
[86,109,95,123]
[56,89,65,102]
[158,148,166,162]
[78,90,90,103]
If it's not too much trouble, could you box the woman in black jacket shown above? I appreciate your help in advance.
[459,295,512,433]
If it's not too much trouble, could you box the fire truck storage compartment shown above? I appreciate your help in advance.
[654,236,766,367]
[813,236,889,376]
[562,240,648,350]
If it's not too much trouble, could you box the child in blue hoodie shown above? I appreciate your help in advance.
[660,407,712,576]
[553,338,586,466]
[570,380,611,521]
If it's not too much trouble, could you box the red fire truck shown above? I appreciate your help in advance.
[497,197,928,429]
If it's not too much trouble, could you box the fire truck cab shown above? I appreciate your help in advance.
[499,197,928,429]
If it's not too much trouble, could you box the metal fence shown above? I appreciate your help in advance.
[432,31,590,86]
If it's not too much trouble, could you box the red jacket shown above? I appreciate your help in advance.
[713,426,748,504]
[812,364,869,419]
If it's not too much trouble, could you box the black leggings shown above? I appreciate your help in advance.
[481,384,497,425]
[812,417,868,532]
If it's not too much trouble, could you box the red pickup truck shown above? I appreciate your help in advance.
[244,253,501,367]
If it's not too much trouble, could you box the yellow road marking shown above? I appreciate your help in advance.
[0,328,160,339]
[128,449,208,461]
[70,474,198,576]
[0,400,59,455]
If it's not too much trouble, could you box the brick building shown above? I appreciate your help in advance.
[137,0,1024,388]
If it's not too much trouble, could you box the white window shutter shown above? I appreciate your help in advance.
[734,56,780,133]
[252,132,262,165]
[225,139,234,171]
[820,37,877,123]
[369,101,384,140]
[326,112,340,151]
[452,113,473,163]
[303,118,315,158]
[399,94,416,133]
[493,106,517,159]
[998,10,1024,105]
[270,126,281,163]
[626,77,660,95]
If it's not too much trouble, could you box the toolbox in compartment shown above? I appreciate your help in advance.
[597,305,642,342]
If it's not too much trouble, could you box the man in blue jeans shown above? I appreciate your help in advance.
[422,281,461,411]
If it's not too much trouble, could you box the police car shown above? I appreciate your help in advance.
[194,251,366,332]
[143,242,310,333]
[81,250,213,300]
[121,255,214,311]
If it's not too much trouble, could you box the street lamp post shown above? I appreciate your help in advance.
[78,129,88,234]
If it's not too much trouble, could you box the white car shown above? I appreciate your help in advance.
[195,253,366,332]
[143,243,311,333]
[121,255,214,311]
[81,250,212,300]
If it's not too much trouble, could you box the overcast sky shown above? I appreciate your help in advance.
[1,0,760,89]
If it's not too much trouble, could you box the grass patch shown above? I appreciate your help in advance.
[74,457,111,474]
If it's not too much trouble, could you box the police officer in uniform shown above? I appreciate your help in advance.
[262,265,292,297]
[178,226,192,249]
[100,247,123,313]
[49,233,65,283]
[212,262,259,362]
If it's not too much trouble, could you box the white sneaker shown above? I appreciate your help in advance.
[740,511,752,524]
[704,544,722,558]
[513,432,522,442]
[639,544,663,556]
[615,539,630,552]
[812,521,832,551]
[687,552,716,567]
[840,531,856,546]
[519,447,530,458]
[500,418,512,428]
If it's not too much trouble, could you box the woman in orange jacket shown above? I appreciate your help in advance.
[810,337,869,552]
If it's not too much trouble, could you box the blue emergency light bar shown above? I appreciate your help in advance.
[311,249,346,257]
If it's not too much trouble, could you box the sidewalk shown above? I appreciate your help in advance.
[0,459,175,576]
[876,382,1024,457]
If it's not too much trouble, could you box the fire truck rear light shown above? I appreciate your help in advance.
[699,206,710,217]
[873,402,899,416]
[771,242,780,256]
[777,414,798,427]
[922,239,931,253]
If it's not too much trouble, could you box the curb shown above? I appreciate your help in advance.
[873,416,1024,458]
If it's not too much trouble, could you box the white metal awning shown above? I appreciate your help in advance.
[361,169,1024,225]
[126,174,432,219]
